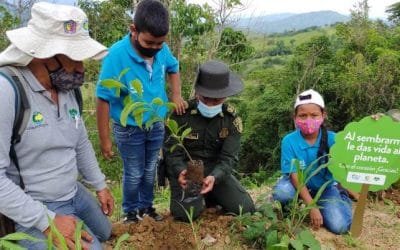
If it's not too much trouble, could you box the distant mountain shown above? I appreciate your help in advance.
[234,11,350,34]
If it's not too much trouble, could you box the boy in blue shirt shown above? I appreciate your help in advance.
[96,0,185,223]
[273,89,353,234]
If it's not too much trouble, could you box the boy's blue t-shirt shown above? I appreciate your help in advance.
[281,129,336,191]
[96,34,179,126]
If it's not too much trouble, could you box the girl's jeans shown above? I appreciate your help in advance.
[272,176,353,234]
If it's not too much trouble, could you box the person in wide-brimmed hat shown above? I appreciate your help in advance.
[164,60,255,222]
[0,2,113,249]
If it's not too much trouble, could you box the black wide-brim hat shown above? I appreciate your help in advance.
[194,60,243,98]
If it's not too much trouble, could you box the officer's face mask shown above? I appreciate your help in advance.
[197,100,222,118]
[47,57,84,92]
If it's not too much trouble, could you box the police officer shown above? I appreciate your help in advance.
[164,60,255,221]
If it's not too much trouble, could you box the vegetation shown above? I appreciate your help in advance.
[2,0,400,248]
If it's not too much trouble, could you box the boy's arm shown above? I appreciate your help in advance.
[96,98,114,160]
[168,72,186,115]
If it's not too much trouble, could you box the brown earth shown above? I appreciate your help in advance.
[109,208,239,250]
[107,186,400,250]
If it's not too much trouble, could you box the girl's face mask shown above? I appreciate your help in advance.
[295,118,324,135]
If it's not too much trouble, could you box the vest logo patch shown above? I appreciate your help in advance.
[27,111,48,130]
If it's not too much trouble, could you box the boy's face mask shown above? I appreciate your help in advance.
[295,118,323,135]
[134,33,162,58]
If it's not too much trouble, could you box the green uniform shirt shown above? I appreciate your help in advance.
[164,100,243,183]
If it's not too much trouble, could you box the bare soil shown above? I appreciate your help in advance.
[110,208,237,250]
[108,186,400,250]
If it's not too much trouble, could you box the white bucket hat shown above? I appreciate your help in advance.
[4,2,107,63]
[294,89,325,109]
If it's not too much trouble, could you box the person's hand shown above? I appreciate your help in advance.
[43,215,93,250]
[178,169,187,189]
[371,113,385,120]
[309,208,323,230]
[96,188,114,216]
[171,94,187,115]
[100,138,114,160]
[201,176,215,194]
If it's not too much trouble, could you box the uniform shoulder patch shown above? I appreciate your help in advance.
[232,117,243,133]
[224,104,237,116]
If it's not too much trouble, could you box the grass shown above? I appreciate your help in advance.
[250,26,337,52]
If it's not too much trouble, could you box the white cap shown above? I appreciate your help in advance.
[294,89,325,109]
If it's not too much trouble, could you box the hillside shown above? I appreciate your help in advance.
[235,10,349,34]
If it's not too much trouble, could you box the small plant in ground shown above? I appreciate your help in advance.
[234,157,332,250]
[0,232,40,250]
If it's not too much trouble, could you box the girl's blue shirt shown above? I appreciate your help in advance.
[281,129,336,191]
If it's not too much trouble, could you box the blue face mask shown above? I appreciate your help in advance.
[197,100,222,118]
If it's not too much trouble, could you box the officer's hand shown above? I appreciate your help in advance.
[178,169,187,189]
[201,176,215,194]
[100,138,114,160]
[43,215,93,250]
[96,188,114,216]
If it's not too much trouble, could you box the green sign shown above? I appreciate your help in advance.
[329,116,400,192]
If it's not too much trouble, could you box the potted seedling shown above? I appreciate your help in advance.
[165,119,204,198]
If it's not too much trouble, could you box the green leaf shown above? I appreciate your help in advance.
[114,233,130,250]
[310,180,332,206]
[131,79,143,96]
[100,79,126,90]
[151,97,164,106]
[123,95,132,106]
[145,117,164,130]
[133,111,143,127]
[170,144,177,153]
[265,230,279,248]
[118,68,130,80]
[166,119,179,135]
[280,234,290,245]
[0,240,26,250]
[242,221,265,240]
[48,217,68,250]
[290,239,304,250]
[298,230,320,249]
[120,102,145,127]
[180,128,192,141]
[166,102,177,112]
[1,232,40,242]
[74,221,84,250]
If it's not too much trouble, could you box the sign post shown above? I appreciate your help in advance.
[329,115,400,237]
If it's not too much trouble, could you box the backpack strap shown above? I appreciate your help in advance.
[0,66,31,190]
[74,88,83,115]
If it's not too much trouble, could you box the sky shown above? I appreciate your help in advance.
[187,0,400,18]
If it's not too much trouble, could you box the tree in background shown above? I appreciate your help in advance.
[0,6,20,50]
[217,27,254,66]
[386,1,400,24]
[238,0,400,173]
